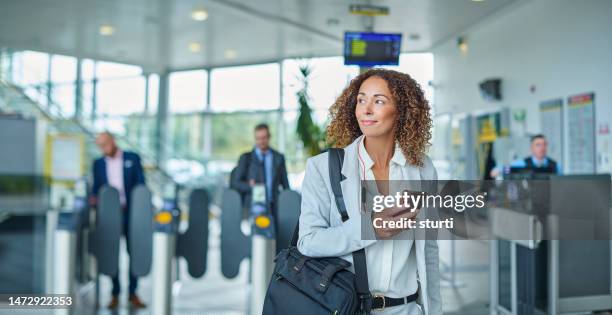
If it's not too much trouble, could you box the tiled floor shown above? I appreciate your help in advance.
[439,239,490,314]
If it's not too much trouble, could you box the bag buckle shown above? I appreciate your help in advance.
[372,293,385,311]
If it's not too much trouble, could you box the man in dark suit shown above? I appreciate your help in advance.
[91,131,146,309]
[490,134,561,177]
[231,123,290,222]
[519,134,560,174]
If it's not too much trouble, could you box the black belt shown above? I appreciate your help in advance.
[371,292,418,311]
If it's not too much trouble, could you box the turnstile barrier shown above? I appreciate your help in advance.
[176,188,210,278]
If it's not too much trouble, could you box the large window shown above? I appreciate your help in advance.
[166,70,208,177]
[383,53,435,110]
[81,59,95,81]
[79,59,96,120]
[124,114,159,157]
[147,74,160,114]
[50,84,76,117]
[282,57,359,110]
[2,47,433,185]
[168,70,207,113]
[211,112,278,161]
[50,54,77,116]
[11,51,50,106]
[93,62,154,156]
[0,49,10,80]
[95,61,141,79]
[12,51,49,86]
[96,76,146,116]
[210,63,280,111]
[168,113,205,159]
[3,50,159,173]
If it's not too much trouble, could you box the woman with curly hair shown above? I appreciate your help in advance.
[297,68,441,314]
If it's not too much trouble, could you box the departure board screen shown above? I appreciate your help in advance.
[344,32,402,66]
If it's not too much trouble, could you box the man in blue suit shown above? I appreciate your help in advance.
[230,123,290,224]
[92,131,146,309]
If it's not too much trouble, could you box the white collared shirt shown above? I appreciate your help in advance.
[357,138,420,314]
[105,150,126,206]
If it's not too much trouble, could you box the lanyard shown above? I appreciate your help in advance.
[357,137,367,179]
[356,137,368,213]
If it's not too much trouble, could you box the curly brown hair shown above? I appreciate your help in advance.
[326,68,432,167]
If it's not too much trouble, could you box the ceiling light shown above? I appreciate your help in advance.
[472,0,486,2]
[99,24,115,36]
[189,42,202,53]
[224,49,237,59]
[191,9,209,21]
[457,36,469,54]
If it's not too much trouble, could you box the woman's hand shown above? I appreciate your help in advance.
[372,206,420,239]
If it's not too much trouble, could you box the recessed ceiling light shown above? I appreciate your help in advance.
[472,0,485,2]
[457,36,469,53]
[224,49,237,59]
[99,24,115,36]
[191,8,209,21]
[189,42,202,53]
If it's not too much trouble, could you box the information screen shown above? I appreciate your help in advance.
[344,32,402,66]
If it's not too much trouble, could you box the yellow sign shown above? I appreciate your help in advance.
[255,215,271,229]
[349,4,389,16]
[451,128,463,145]
[156,211,173,224]
[478,120,497,143]
[44,133,85,182]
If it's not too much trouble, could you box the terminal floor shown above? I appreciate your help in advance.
[3,223,491,315]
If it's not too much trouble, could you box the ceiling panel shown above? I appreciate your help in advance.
[0,0,518,71]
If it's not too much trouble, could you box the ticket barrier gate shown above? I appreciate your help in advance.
[152,190,179,315]
[220,188,301,315]
[90,185,121,307]
[50,181,89,315]
[490,174,612,315]
[81,184,152,309]
[151,187,210,315]
[250,184,276,315]
[79,184,209,314]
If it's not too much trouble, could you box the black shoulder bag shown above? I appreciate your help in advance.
[263,148,373,315]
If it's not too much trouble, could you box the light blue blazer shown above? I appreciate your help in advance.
[297,136,442,315]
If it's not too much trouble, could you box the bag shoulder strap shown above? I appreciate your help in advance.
[288,149,352,245]
[327,148,348,219]
[328,148,372,313]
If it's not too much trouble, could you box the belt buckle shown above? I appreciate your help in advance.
[372,293,385,311]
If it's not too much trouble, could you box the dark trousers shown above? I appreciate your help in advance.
[112,211,138,296]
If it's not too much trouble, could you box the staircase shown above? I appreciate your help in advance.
[0,77,177,199]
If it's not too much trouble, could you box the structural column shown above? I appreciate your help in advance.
[74,59,82,120]
[155,71,170,168]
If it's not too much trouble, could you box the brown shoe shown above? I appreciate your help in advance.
[129,294,147,309]
[107,295,119,309]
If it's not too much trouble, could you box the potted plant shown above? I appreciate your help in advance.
[295,64,325,157]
